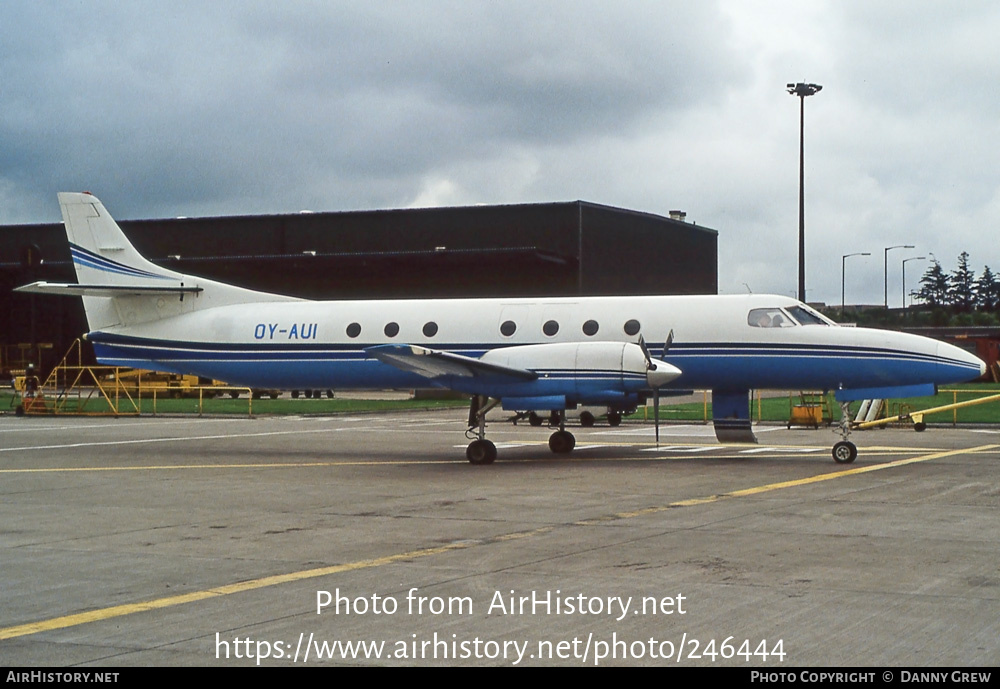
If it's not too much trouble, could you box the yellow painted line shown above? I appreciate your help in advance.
[0,542,469,641]
[606,444,1000,520]
[2,443,995,642]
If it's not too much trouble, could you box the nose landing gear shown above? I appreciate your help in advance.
[832,401,858,463]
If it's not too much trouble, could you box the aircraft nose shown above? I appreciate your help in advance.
[937,340,986,381]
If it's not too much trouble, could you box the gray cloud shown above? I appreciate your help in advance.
[2,1,998,305]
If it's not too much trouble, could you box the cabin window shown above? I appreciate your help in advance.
[624,319,641,336]
[422,321,438,337]
[543,320,559,336]
[500,320,517,337]
[748,308,796,328]
[582,320,599,336]
[384,322,400,337]
[346,322,361,338]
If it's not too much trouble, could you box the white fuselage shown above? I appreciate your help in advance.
[85,293,985,400]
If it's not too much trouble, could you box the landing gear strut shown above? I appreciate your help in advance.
[466,395,499,465]
[832,401,858,464]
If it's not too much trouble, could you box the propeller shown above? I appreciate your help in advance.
[639,331,675,446]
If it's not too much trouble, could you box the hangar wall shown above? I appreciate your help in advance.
[1,200,717,372]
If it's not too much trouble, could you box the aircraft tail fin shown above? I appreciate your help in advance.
[17,192,297,331]
[58,192,185,289]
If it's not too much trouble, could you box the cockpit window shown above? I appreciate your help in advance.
[786,305,832,326]
[748,308,796,328]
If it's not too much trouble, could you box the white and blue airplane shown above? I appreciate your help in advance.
[17,192,986,464]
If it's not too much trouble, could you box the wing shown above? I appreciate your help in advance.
[366,344,538,384]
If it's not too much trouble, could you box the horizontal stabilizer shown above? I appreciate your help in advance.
[14,281,203,297]
[367,344,538,383]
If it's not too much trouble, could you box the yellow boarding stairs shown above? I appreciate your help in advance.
[13,339,140,416]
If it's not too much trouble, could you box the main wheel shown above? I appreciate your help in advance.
[607,411,622,427]
[548,430,576,454]
[466,439,497,465]
[832,440,858,464]
[579,411,595,427]
[528,412,543,427]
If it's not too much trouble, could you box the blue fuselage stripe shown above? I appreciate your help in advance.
[87,333,980,399]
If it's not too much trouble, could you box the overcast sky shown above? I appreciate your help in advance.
[3,1,998,306]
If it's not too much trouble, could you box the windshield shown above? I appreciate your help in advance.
[748,308,795,328]
[749,305,835,328]
[785,305,832,326]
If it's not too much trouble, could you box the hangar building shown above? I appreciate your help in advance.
[1,200,717,371]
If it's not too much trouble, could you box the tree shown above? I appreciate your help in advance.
[976,265,1000,311]
[915,259,950,307]
[949,252,977,312]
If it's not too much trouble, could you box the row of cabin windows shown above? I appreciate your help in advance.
[343,318,644,339]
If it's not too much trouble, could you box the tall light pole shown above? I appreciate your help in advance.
[902,256,926,309]
[787,82,822,303]
[842,252,870,314]
[884,245,915,309]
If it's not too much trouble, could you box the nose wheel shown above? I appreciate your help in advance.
[832,440,857,464]
[831,401,858,463]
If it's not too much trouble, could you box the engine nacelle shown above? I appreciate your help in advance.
[481,341,680,403]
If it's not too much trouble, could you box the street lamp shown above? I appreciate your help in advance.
[902,256,926,309]
[884,245,915,309]
[842,252,871,314]
[787,82,822,303]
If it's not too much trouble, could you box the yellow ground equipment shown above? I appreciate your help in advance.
[104,369,219,399]
[11,339,253,416]
[787,392,833,429]
[856,389,1000,431]
[13,339,140,416]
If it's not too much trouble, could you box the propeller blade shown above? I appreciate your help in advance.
[637,335,655,370]
[640,331,675,445]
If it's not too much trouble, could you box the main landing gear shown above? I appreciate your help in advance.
[466,395,499,465]
[547,412,576,454]
[465,397,577,464]
[832,401,858,464]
